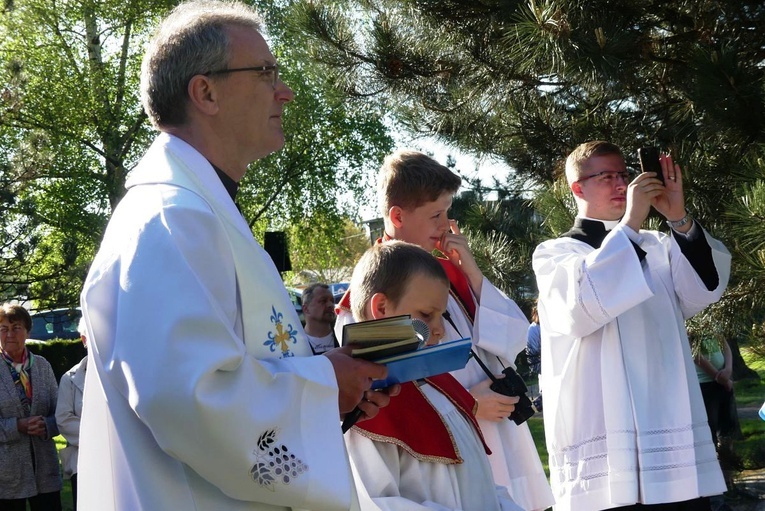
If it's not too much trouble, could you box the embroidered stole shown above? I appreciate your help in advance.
[156,148,311,359]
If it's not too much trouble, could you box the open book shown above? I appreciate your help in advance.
[342,315,423,360]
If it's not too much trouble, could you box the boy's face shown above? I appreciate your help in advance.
[390,192,453,252]
[384,273,448,345]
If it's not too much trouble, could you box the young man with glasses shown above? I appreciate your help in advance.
[532,141,731,511]
[78,2,392,510]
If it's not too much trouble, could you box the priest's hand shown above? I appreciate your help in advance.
[470,377,519,422]
[324,345,393,415]
[436,219,484,297]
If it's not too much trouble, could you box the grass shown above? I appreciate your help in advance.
[53,435,75,511]
[730,347,765,470]
[526,416,554,511]
[526,416,549,476]
[735,347,765,408]
[736,419,765,470]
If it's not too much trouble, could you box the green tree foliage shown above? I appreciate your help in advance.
[0,0,158,306]
[238,32,394,234]
[297,0,765,177]
[0,0,392,307]
[451,188,544,312]
[284,216,370,285]
[297,0,765,369]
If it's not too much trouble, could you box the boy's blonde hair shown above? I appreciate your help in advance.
[350,241,448,321]
[378,150,461,217]
[565,141,624,185]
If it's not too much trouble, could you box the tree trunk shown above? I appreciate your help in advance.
[728,335,760,381]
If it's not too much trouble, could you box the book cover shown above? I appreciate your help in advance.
[370,338,473,390]
[342,315,423,359]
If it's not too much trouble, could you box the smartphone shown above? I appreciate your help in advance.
[637,147,664,185]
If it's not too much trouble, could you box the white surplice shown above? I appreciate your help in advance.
[79,133,358,511]
[347,383,522,511]
[336,279,554,511]
[533,223,731,511]
[443,280,554,511]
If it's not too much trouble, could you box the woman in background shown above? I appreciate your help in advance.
[56,317,89,510]
[0,303,62,510]
[694,336,741,498]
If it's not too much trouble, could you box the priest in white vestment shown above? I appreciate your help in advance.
[533,141,731,511]
[77,3,391,510]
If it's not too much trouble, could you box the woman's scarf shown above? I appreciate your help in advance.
[2,347,34,410]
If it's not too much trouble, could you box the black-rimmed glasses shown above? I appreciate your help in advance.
[576,170,635,185]
[204,64,279,88]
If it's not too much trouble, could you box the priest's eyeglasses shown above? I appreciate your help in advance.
[576,170,634,185]
[204,64,280,88]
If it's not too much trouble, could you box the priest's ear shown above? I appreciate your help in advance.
[367,292,390,320]
[187,74,221,117]
[571,180,586,199]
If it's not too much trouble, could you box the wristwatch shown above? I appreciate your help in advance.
[666,212,691,229]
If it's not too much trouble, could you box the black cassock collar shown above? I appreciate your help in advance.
[561,218,611,249]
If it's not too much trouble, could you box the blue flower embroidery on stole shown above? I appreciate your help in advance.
[263,306,299,358]
[250,429,308,490]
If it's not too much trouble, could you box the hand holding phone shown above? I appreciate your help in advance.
[637,147,664,185]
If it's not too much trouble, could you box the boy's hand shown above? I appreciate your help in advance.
[354,385,402,423]
[470,377,519,422]
[436,220,484,296]
[324,346,390,415]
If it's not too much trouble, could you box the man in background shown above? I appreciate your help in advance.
[302,283,339,354]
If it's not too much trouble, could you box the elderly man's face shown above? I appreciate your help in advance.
[305,287,336,325]
[215,25,294,164]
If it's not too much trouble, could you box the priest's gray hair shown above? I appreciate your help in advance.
[140,0,264,129]
[565,141,624,185]
[349,241,448,322]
